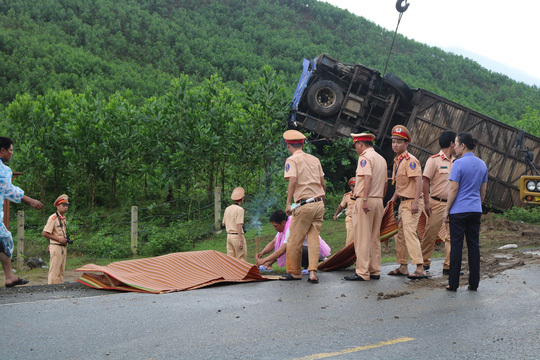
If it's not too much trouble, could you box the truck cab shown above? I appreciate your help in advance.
[290,54,540,210]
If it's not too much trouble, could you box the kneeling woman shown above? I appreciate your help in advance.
[256,210,331,272]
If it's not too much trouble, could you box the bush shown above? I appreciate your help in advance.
[78,230,132,259]
[503,206,540,224]
[139,220,214,256]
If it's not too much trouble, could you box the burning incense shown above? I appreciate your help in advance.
[256,236,260,257]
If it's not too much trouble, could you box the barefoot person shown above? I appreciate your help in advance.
[0,137,43,287]
[387,126,427,280]
[421,130,456,275]
[280,130,325,283]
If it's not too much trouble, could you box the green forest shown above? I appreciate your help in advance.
[1,0,540,257]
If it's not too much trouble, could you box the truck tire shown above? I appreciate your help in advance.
[383,73,413,104]
[306,80,344,116]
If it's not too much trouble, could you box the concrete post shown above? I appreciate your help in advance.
[214,187,222,232]
[131,206,138,255]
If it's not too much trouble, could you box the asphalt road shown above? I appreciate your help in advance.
[1,260,538,360]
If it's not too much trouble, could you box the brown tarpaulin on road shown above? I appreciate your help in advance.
[318,241,356,271]
[318,201,398,272]
[418,211,446,244]
[76,250,273,293]
[320,202,449,272]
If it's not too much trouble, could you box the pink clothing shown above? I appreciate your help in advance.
[274,216,331,267]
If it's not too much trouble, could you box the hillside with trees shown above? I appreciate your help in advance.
[1,0,540,257]
[1,0,539,120]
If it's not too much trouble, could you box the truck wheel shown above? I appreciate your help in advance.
[383,73,413,103]
[306,80,344,116]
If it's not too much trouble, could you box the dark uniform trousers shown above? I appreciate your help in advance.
[449,212,481,289]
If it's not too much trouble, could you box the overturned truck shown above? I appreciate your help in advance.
[289,54,540,210]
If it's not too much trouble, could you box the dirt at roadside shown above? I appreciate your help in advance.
[408,213,540,290]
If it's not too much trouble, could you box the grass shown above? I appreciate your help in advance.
[502,206,540,224]
[7,255,134,284]
[198,216,407,270]
[5,214,452,282]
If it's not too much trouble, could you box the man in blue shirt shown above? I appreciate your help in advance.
[0,137,43,287]
[443,133,488,292]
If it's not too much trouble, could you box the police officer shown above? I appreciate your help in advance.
[387,125,427,279]
[345,133,387,281]
[43,194,70,285]
[333,177,356,245]
[222,187,247,261]
[421,130,456,275]
[281,130,325,283]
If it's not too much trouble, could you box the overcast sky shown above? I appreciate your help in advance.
[322,0,540,87]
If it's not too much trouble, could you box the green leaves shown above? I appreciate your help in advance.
[4,68,290,209]
[514,106,540,137]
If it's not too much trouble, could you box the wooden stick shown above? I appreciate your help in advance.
[256,237,260,257]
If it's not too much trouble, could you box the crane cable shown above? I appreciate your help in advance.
[383,0,410,77]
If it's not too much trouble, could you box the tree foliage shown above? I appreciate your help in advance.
[514,106,540,137]
[0,0,538,123]
[2,70,292,211]
[1,0,539,212]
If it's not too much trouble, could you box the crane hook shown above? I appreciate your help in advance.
[396,0,409,13]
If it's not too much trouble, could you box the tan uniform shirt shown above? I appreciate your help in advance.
[43,213,67,245]
[423,150,452,199]
[354,147,387,198]
[339,192,355,218]
[284,151,325,202]
[223,204,244,234]
[392,151,422,198]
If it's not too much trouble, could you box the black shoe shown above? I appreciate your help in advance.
[467,285,477,291]
[446,286,457,292]
[423,265,430,271]
[370,275,380,280]
[344,273,366,281]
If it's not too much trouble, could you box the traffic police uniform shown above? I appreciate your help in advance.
[44,194,69,284]
[422,150,452,271]
[222,187,247,261]
[391,126,425,267]
[350,133,386,280]
[283,130,325,276]
[338,178,356,245]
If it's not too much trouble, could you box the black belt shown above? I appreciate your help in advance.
[228,233,238,235]
[297,197,324,207]
[399,197,413,201]
[430,196,447,202]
